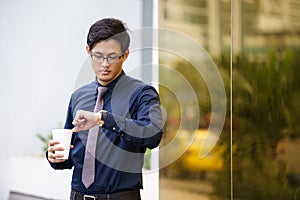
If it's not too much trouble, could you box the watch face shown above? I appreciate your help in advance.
[101,110,107,119]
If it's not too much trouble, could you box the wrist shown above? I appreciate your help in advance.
[96,110,106,126]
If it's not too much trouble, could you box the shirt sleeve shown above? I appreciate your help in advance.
[102,86,164,149]
[64,96,75,129]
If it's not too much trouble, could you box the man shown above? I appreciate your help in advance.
[47,18,163,200]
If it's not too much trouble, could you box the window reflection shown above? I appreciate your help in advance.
[159,0,300,199]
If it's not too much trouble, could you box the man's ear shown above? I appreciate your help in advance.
[86,45,91,54]
[122,49,129,60]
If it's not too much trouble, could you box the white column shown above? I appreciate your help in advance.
[141,1,159,200]
[232,0,243,55]
[208,0,222,57]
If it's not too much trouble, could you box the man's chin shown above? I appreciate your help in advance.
[98,76,112,85]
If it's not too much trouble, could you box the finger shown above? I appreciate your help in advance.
[56,146,65,151]
[48,141,60,151]
[54,154,65,159]
[72,125,85,132]
[48,152,57,159]
[75,110,86,120]
[48,146,54,152]
[48,146,64,153]
[75,109,83,118]
[49,140,60,146]
[72,125,83,131]
[49,154,65,162]
[78,118,86,122]
[78,110,85,118]
[73,110,83,123]
[72,118,86,127]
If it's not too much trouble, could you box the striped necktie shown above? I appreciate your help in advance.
[82,86,107,188]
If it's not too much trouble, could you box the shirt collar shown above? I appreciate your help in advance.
[94,70,125,92]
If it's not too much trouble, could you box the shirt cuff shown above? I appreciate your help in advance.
[102,111,125,133]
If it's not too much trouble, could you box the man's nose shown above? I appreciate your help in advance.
[101,57,110,67]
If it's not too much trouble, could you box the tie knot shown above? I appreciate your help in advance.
[94,87,107,113]
[98,87,107,97]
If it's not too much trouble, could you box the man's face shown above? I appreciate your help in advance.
[87,39,129,86]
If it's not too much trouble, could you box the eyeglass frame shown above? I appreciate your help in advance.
[90,51,124,64]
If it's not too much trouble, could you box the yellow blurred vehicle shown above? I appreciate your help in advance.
[180,129,225,173]
[162,129,226,178]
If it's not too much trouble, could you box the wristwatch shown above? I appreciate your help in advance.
[96,110,107,126]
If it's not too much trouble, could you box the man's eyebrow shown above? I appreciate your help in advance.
[92,51,119,55]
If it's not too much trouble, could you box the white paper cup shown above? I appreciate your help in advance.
[52,129,72,159]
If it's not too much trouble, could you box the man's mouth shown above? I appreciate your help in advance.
[101,70,109,75]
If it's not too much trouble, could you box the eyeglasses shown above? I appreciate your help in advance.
[90,52,123,64]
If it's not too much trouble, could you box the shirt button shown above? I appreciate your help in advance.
[112,127,116,131]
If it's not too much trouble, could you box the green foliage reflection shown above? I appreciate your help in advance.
[213,49,300,199]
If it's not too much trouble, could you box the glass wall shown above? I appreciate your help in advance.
[158,0,300,199]
[231,0,300,199]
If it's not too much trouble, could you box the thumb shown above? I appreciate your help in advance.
[72,127,78,132]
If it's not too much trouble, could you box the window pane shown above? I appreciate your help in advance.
[159,0,231,199]
[159,0,300,199]
[232,0,300,199]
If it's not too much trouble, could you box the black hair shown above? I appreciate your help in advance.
[87,18,130,53]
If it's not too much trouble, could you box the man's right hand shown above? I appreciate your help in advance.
[47,140,73,163]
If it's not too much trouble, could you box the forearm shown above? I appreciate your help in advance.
[102,107,163,149]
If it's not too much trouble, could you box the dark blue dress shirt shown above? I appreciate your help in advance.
[47,71,163,194]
